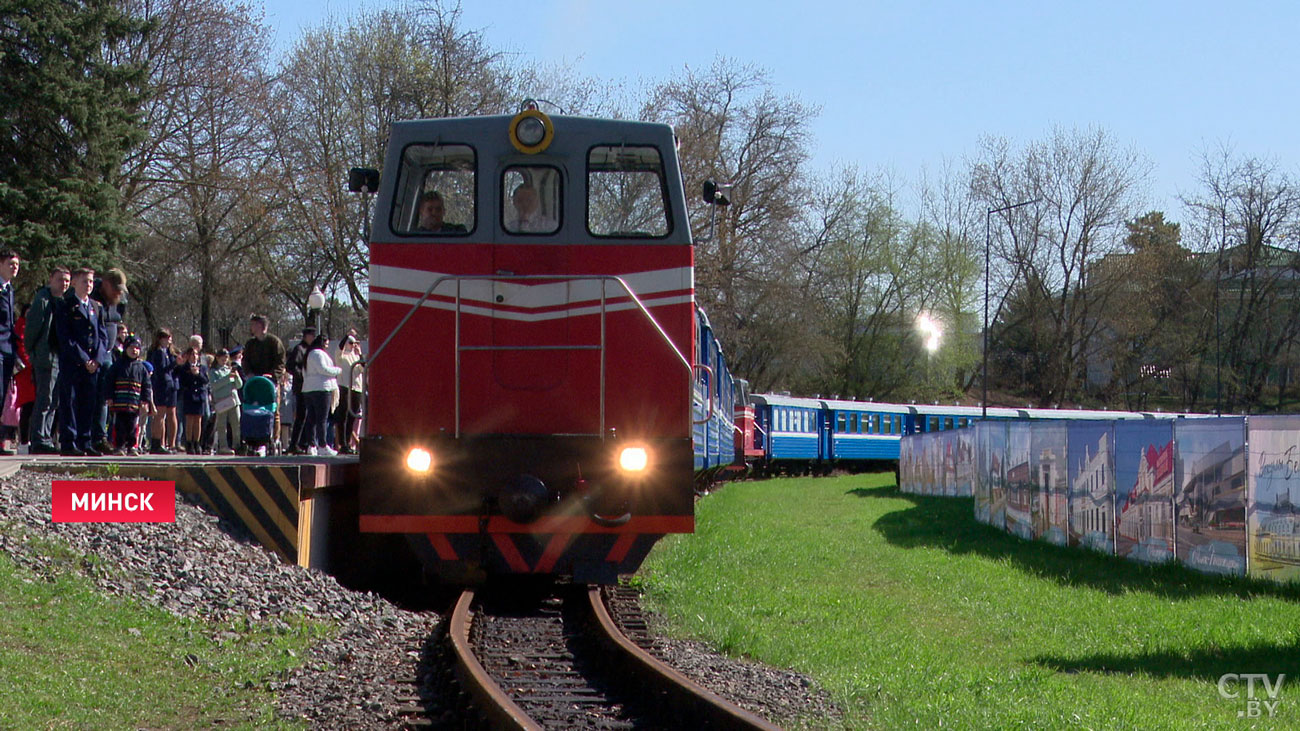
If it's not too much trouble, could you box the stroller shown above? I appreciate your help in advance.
[241,375,278,455]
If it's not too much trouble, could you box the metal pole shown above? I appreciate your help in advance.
[982,197,1041,419]
[984,211,991,420]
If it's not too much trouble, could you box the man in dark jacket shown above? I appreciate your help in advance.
[286,326,315,454]
[24,266,70,454]
[55,268,106,456]
[0,251,20,455]
[243,314,287,452]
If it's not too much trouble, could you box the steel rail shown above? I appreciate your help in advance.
[584,586,783,731]
[447,589,541,731]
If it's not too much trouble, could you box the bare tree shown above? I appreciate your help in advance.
[116,0,280,341]
[267,1,522,321]
[973,127,1150,406]
[645,58,816,390]
[1184,146,1300,411]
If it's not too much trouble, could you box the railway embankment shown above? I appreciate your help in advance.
[0,468,837,728]
[0,468,436,728]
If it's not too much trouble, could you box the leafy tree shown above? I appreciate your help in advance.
[1092,211,1210,409]
[0,0,147,285]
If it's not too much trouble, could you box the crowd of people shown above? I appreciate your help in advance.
[0,255,364,458]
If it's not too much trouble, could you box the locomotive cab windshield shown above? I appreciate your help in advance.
[502,165,561,234]
[391,143,476,235]
[587,145,670,238]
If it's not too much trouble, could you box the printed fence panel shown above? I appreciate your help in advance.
[1032,422,1069,545]
[988,421,1008,530]
[1175,418,1247,576]
[956,429,975,497]
[932,432,947,496]
[973,423,993,523]
[942,432,957,496]
[922,433,937,495]
[1247,416,1300,584]
[898,436,910,492]
[1113,420,1176,564]
[1005,421,1034,540]
[1067,421,1115,553]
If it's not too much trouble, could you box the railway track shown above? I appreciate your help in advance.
[447,584,781,730]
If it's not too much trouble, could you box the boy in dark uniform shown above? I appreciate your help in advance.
[54,268,106,456]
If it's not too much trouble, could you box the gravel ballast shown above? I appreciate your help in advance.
[0,468,838,728]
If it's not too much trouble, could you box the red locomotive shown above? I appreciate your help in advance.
[354,107,713,583]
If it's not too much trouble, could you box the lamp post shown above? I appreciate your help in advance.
[307,286,326,333]
[983,198,1041,419]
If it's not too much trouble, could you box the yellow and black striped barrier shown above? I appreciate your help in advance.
[23,460,356,567]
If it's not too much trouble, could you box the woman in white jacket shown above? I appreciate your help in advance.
[302,335,341,456]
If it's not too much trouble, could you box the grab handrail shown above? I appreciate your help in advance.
[357,273,701,437]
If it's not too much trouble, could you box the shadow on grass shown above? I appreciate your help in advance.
[1033,639,1300,681]
[850,485,1300,602]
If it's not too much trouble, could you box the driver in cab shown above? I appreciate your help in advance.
[417,190,466,233]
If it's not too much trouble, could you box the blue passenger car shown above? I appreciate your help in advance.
[692,309,738,481]
[822,399,914,462]
[743,393,1188,474]
[749,394,825,474]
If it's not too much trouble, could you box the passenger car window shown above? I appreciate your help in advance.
[587,145,670,237]
[391,144,475,236]
[503,165,561,235]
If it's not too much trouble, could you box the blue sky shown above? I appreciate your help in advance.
[259,1,1297,217]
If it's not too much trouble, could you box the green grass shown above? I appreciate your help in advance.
[638,475,1300,729]
[0,530,329,728]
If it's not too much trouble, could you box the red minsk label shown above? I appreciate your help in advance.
[51,481,176,523]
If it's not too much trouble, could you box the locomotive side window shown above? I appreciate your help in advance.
[503,165,561,234]
[587,145,670,238]
[391,144,476,236]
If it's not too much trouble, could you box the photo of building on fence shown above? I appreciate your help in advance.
[1005,422,1033,541]
[1068,422,1114,554]
[1175,418,1247,576]
[1248,416,1300,584]
[901,415,1300,585]
[1033,423,1069,546]
[1114,421,1176,565]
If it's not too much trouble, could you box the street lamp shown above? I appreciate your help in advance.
[307,285,326,332]
[983,197,1041,419]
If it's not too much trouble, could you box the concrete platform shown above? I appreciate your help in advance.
[5,453,358,568]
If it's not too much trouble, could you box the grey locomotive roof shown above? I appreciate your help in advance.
[371,113,691,246]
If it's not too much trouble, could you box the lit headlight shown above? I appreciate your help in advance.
[618,446,648,473]
[406,447,433,474]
